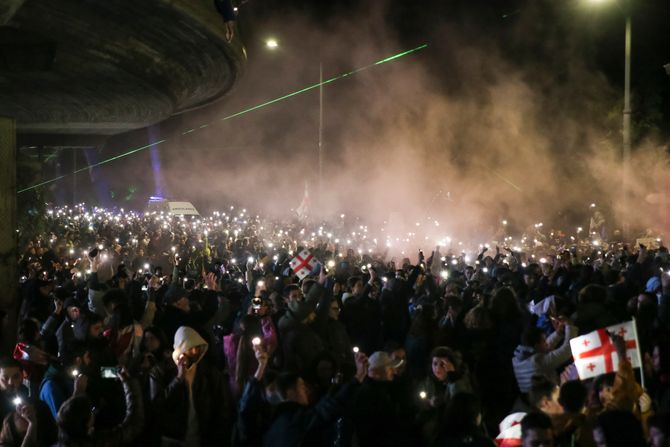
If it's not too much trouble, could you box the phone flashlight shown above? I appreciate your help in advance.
[12,396,22,407]
[251,337,261,346]
[71,369,79,378]
[352,346,359,353]
[419,391,427,400]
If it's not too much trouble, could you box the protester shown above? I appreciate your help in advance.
[5,203,668,446]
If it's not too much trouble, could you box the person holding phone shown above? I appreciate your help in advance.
[0,397,57,446]
[157,326,232,445]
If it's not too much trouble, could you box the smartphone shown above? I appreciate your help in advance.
[88,247,99,258]
[100,366,120,379]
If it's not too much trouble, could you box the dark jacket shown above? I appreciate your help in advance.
[52,378,143,447]
[156,327,232,447]
[158,364,232,445]
[235,378,272,447]
[263,380,360,447]
[351,378,414,447]
[340,285,382,354]
[281,324,325,375]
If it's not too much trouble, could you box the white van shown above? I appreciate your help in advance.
[147,197,200,216]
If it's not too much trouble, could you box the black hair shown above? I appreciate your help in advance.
[73,312,104,342]
[57,395,93,442]
[593,372,617,393]
[275,372,301,400]
[142,326,169,354]
[578,284,607,304]
[60,340,89,368]
[346,276,363,291]
[528,375,557,410]
[490,287,522,321]
[17,318,40,344]
[282,284,300,297]
[109,302,134,331]
[102,288,128,307]
[559,380,587,413]
[521,326,545,348]
[521,412,553,439]
[0,357,22,371]
[430,346,463,371]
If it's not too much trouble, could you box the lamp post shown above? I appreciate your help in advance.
[587,0,632,237]
[622,14,631,237]
[266,38,324,210]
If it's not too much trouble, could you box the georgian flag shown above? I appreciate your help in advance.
[13,342,51,366]
[495,412,525,447]
[289,250,319,280]
[569,320,640,380]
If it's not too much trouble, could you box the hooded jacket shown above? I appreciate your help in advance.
[512,324,578,393]
[158,326,232,446]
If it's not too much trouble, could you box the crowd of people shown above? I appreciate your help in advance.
[3,203,670,446]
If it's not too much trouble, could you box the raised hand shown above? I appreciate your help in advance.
[354,351,369,383]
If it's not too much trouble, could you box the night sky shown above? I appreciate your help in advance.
[241,0,670,139]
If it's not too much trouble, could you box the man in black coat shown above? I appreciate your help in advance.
[157,326,232,446]
[350,351,416,446]
[263,352,368,447]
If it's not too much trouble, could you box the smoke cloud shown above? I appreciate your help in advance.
[98,1,670,244]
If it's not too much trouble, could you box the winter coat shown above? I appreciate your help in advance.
[263,380,360,447]
[39,365,73,419]
[41,312,76,356]
[417,372,474,444]
[351,378,415,447]
[512,324,578,393]
[281,323,325,375]
[340,285,382,354]
[157,327,232,446]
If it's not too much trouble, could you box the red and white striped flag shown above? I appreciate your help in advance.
[569,320,640,380]
[289,250,318,280]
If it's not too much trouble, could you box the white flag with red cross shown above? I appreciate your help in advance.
[569,320,641,380]
[289,250,319,280]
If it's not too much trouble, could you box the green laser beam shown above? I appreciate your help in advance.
[18,43,428,194]
[486,168,522,192]
[218,44,428,122]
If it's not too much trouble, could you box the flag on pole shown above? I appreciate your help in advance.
[289,250,319,280]
[569,320,640,380]
[296,181,310,221]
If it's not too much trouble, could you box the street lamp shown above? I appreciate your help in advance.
[587,0,632,237]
